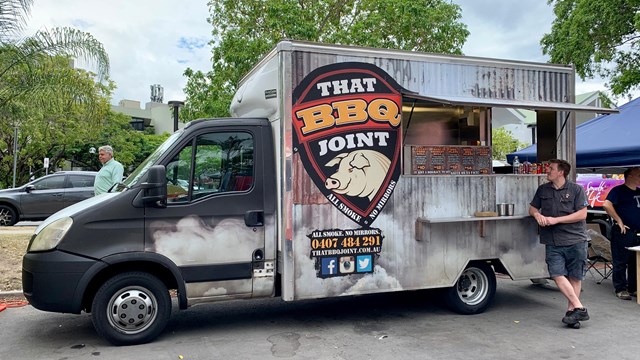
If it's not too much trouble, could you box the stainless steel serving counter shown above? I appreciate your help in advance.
[416,215,531,239]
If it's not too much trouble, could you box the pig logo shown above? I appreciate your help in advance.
[292,62,406,226]
[325,150,391,201]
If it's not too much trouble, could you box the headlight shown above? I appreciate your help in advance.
[28,217,73,252]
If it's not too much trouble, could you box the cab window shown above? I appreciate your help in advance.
[166,145,193,202]
[166,131,254,203]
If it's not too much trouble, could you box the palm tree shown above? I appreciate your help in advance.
[0,0,110,187]
[0,0,109,105]
[0,0,33,42]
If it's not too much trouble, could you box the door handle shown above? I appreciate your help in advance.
[244,210,264,227]
[52,193,63,197]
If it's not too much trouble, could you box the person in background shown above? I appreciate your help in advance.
[94,145,124,195]
[602,167,640,300]
[529,159,590,326]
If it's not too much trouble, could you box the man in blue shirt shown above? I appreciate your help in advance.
[603,167,640,300]
[94,145,124,195]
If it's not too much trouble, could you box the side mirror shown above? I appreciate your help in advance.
[25,185,35,193]
[141,165,167,208]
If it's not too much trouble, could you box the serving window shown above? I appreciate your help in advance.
[401,99,491,175]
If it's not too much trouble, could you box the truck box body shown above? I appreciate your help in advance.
[23,40,613,345]
[230,40,597,301]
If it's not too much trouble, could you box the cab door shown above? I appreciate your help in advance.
[144,126,267,300]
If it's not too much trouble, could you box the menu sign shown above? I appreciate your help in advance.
[475,146,492,175]
[411,145,492,175]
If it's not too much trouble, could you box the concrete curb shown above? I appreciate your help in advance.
[0,290,24,300]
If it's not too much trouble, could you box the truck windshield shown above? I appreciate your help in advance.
[122,131,184,188]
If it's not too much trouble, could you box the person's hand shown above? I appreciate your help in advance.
[534,213,549,227]
[546,216,558,226]
[618,222,629,234]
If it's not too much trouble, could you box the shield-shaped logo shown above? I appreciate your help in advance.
[292,63,404,227]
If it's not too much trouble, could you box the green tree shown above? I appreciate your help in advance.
[182,0,469,119]
[541,0,640,96]
[0,56,113,187]
[0,0,110,187]
[1,103,171,188]
[492,128,526,161]
[1,0,109,106]
[60,111,170,175]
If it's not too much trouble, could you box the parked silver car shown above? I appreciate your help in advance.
[0,171,97,226]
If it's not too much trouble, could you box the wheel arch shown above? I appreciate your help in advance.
[452,258,506,282]
[78,252,187,313]
[0,199,21,211]
[481,258,508,277]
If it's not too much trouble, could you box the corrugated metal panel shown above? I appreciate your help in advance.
[371,59,573,103]
[279,40,571,72]
[284,41,582,110]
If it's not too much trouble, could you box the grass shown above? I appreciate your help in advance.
[0,232,32,292]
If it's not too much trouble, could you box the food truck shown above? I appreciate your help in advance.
[22,40,614,345]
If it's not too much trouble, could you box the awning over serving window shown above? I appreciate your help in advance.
[403,94,618,114]
[507,97,640,168]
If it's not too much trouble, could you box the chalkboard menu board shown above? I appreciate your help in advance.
[411,145,492,175]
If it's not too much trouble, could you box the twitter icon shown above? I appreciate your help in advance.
[356,255,372,273]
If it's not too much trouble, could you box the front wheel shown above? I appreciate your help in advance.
[0,205,17,226]
[445,262,496,315]
[91,272,171,346]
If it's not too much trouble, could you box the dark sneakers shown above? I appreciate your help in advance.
[562,308,590,324]
[616,290,632,300]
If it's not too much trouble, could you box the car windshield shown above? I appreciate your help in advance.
[122,131,184,189]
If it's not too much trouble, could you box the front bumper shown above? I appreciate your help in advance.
[22,250,98,313]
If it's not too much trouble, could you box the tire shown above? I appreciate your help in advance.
[91,272,171,346]
[0,205,17,226]
[445,262,496,315]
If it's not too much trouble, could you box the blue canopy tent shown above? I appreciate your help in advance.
[507,97,640,169]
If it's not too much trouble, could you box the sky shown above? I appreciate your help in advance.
[24,0,613,107]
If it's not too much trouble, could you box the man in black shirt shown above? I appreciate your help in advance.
[529,159,590,326]
[603,167,640,300]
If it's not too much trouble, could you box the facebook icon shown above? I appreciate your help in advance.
[321,257,337,276]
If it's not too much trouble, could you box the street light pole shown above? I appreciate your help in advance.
[12,125,18,188]
[168,100,185,132]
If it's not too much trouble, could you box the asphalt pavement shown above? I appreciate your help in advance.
[2,221,638,358]
[0,275,639,359]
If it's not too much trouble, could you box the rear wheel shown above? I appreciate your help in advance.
[445,262,496,314]
[91,272,171,346]
[0,205,17,226]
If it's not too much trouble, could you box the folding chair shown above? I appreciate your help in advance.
[587,241,613,284]
[586,219,613,284]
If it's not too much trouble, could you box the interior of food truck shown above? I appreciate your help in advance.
[402,100,489,147]
[399,96,584,177]
[400,98,494,176]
